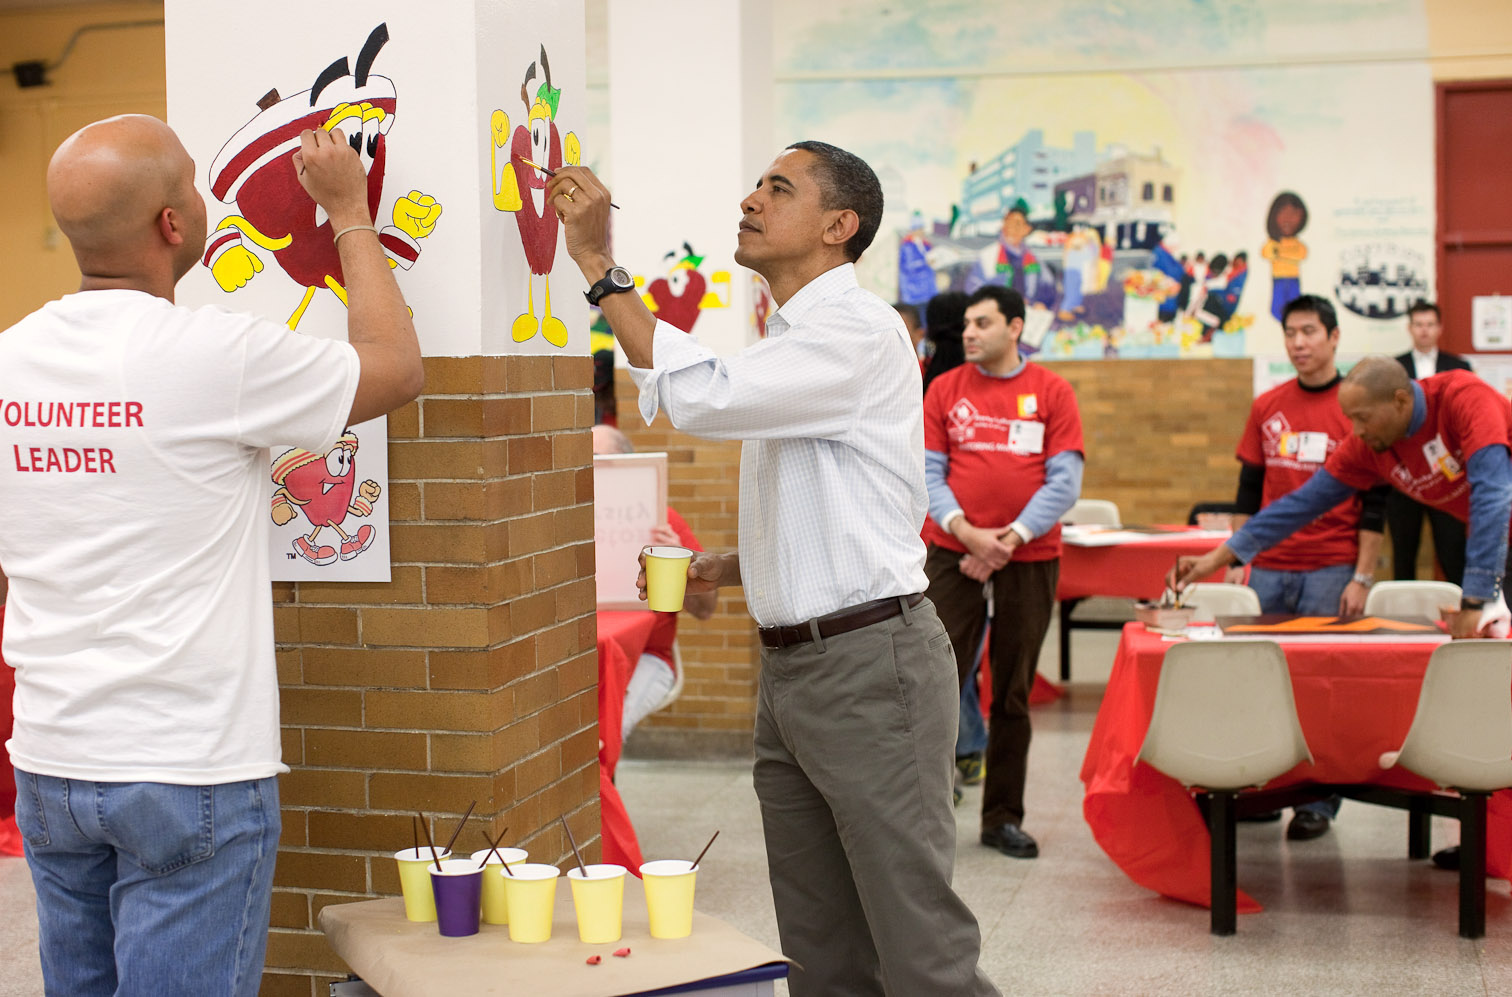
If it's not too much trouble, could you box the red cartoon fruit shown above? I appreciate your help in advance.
[490,45,581,347]
[204,23,442,329]
[645,244,708,333]
[271,432,381,565]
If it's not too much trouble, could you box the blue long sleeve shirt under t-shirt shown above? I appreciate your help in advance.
[1227,381,1512,599]
[925,359,1084,541]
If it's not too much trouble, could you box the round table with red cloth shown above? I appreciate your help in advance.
[1080,623,1512,912]
[596,609,659,873]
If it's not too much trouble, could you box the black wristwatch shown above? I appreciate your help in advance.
[1461,596,1487,611]
[585,266,635,306]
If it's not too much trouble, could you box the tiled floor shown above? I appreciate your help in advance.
[618,613,1512,996]
[3,617,1510,995]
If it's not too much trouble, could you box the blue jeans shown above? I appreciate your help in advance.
[1244,564,1350,819]
[956,622,989,758]
[1247,563,1355,616]
[13,770,281,997]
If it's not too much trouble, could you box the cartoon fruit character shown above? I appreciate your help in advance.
[203,23,443,329]
[639,243,732,334]
[490,45,581,347]
[270,432,380,565]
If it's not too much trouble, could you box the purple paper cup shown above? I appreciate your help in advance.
[429,858,484,937]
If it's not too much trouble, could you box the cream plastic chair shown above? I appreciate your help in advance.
[654,641,686,712]
[1061,498,1121,527]
[1180,582,1262,623]
[1379,639,1512,938]
[1137,639,1313,934]
[1363,580,1462,620]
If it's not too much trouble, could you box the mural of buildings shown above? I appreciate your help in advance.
[959,128,1096,234]
[1093,148,1181,249]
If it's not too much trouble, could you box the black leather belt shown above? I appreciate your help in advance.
[759,594,925,650]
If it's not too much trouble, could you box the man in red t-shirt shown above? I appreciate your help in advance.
[922,285,1084,860]
[1230,295,1388,840]
[1233,296,1387,618]
[592,426,716,742]
[1175,357,1512,642]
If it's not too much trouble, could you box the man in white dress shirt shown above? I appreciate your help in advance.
[547,146,998,996]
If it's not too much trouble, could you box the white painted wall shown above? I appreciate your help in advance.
[166,0,589,358]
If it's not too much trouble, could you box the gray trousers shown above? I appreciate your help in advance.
[753,597,1000,997]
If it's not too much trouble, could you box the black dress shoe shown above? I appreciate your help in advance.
[981,823,1038,858]
[1432,845,1460,870]
[1286,811,1331,840]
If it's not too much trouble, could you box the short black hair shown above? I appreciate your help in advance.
[1408,299,1441,322]
[965,285,1026,325]
[892,302,921,327]
[1282,293,1338,332]
[786,140,883,262]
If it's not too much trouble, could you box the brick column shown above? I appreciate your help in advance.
[262,355,598,996]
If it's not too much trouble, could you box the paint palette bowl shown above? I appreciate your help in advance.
[1134,602,1195,630]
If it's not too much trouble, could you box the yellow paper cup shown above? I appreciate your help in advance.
[501,863,561,943]
[643,545,693,612]
[471,847,529,925]
[640,859,698,939]
[567,863,628,944]
[394,847,450,922]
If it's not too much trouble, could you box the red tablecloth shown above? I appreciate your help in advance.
[1058,530,1230,602]
[1,611,18,856]
[1080,623,1512,912]
[596,610,657,873]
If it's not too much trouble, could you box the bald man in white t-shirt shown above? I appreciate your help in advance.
[0,115,422,997]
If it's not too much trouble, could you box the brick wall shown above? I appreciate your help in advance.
[610,357,1257,755]
[262,355,600,996]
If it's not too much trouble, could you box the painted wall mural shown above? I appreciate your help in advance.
[773,0,1434,360]
[490,45,581,348]
[203,23,442,330]
[635,243,731,334]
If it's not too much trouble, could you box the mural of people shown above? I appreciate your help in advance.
[967,201,1058,311]
[1261,191,1309,321]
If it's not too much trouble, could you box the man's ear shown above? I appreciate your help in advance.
[158,206,186,246]
[1008,316,1025,344]
[822,208,860,251]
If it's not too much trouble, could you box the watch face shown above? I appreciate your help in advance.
[609,267,633,289]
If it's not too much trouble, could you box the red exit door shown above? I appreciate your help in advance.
[1437,80,1512,355]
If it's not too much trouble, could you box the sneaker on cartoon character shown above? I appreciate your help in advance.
[293,536,337,565]
[340,525,376,561]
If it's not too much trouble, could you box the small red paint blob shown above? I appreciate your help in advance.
[613,947,631,957]
[586,955,602,965]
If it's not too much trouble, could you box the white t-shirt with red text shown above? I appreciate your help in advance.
[0,289,359,784]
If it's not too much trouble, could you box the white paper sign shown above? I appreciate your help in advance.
[593,452,668,610]
[1473,296,1512,351]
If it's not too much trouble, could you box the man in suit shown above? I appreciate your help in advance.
[1387,300,1473,584]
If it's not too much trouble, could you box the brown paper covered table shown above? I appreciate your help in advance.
[319,875,789,996]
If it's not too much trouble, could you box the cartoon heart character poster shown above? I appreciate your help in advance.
[267,420,390,582]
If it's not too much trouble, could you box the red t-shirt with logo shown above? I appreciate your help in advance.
[643,507,702,671]
[921,362,1083,562]
[1326,370,1512,523]
[1236,378,1360,571]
